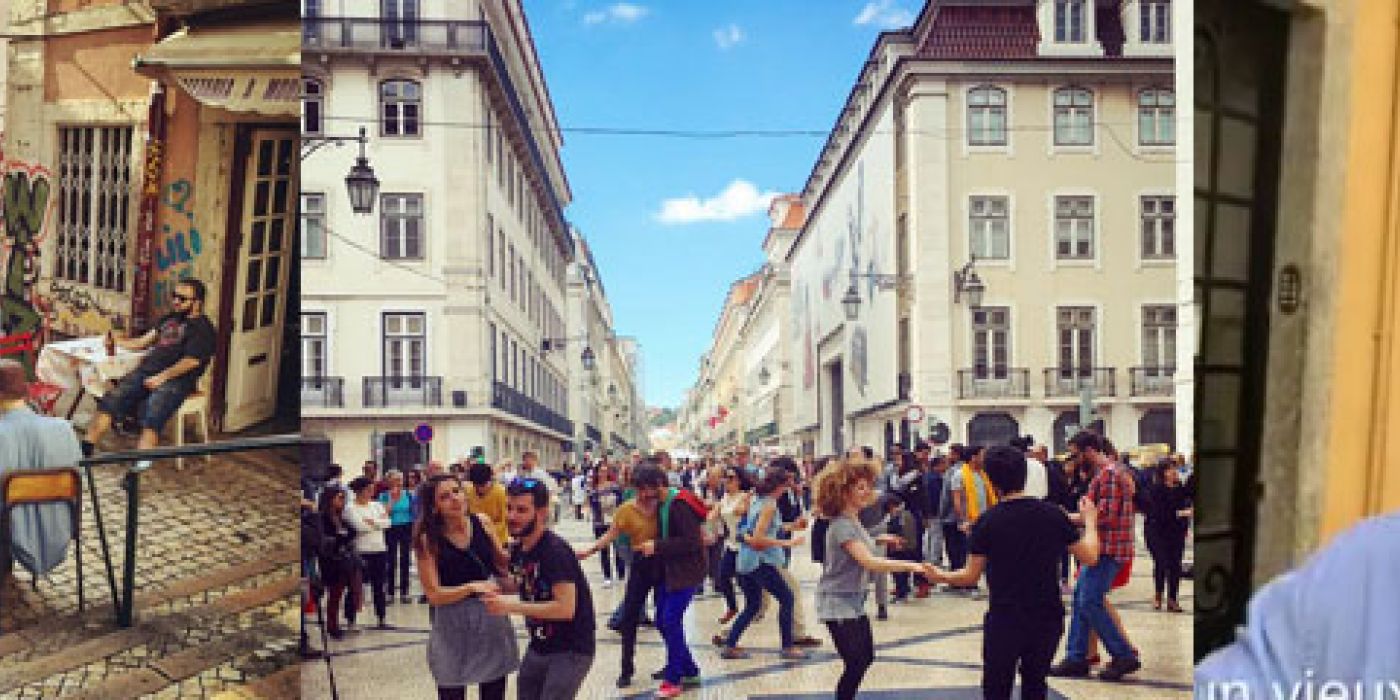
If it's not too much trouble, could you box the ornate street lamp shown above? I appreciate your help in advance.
[953,257,986,309]
[581,346,597,372]
[841,282,862,322]
[344,128,379,215]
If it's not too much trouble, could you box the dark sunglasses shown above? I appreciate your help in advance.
[172,293,194,302]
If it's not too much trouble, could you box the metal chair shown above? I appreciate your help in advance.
[0,468,85,613]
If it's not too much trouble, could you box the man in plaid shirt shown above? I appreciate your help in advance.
[1049,431,1142,682]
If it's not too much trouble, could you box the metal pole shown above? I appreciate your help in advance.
[83,467,120,612]
[119,467,141,627]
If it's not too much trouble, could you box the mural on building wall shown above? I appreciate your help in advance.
[0,144,54,337]
[152,178,203,317]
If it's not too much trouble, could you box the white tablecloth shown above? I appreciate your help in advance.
[35,337,145,399]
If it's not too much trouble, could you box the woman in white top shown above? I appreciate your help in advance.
[344,476,393,629]
[707,466,752,624]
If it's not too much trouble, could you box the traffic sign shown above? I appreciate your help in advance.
[905,405,925,423]
[414,423,434,444]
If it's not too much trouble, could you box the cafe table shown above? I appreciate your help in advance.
[34,336,145,420]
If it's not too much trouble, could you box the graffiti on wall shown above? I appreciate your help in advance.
[152,179,203,317]
[0,143,54,337]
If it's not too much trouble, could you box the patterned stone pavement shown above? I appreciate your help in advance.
[302,514,1193,699]
[0,439,300,699]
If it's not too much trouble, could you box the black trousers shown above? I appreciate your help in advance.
[617,555,662,679]
[1147,527,1187,600]
[890,550,921,598]
[436,676,506,700]
[982,611,1063,700]
[593,523,615,580]
[385,524,412,596]
[360,551,389,622]
[825,616,874,700]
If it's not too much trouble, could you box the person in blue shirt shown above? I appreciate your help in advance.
[377,470,415,603]
[1194,510,1400,699]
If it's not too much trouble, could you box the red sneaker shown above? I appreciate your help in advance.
[656,681,684,698]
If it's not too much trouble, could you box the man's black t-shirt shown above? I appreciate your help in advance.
[968,497,1079,617]
[511,529,595,656]
[137,312,216,383]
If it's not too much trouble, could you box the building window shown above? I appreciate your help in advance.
[1056,306,1096,374]
[969,196,1010,260]
[1053,0,1087,42]
[380,194,423,259]
[486,214,494,277]
[380,79,421,137]
[1142,305,1177,369]
[1054,196,1095,259]
[498,231,506,289]
[967,86,1007,146]
[54,126,134,291]
[302,78,324,136]
[1053,87,1094,146]
[971,307,1010,378]
[1140,0,1171,43]
[1138,88,1175,146]
[1141,195,1176,259]
[382,0,420,47]
[303,0,322,40]
[382,312,425,378]
[302,312,327,378]
[489,322,497,381]
[301,193,327,259]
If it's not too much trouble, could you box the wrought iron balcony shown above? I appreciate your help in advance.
[364,376,444,408]
[1043,367,1117,398]
[301,17,489,56]
[957,368,1031,400]
[1130,366,1176,397]
[301,376,345,408]
[492,381,574,435]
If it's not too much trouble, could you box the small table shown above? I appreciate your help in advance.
[35,337,145,420]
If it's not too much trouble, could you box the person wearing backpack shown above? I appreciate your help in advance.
[631,462,710,699]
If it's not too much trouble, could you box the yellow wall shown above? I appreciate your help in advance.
[1320,0,1400,541]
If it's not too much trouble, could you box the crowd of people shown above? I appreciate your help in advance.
[300,433,1194,700]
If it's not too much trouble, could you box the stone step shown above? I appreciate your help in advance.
[3,575,299,698]
[0,544,299,669]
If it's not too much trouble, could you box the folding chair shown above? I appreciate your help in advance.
[0,468,85,613]
[0,332,38,371]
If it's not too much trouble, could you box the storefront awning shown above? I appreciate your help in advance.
[133,19,299,117]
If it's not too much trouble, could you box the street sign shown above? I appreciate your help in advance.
[413,423,434,444]
[905,405,925,423]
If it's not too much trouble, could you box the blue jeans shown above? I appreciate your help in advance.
[727,563,793,649]
[657,586,699,684]
[98,368,193,431]
[1066,555,1136,662]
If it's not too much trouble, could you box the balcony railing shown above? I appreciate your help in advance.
[301,17,489,56]
[1129,366,1176,397]
[958,368,1031,400]
[1044,367,1117,398]
[492,381,574,435]
[364,376,444,407]
[301,376,345,408]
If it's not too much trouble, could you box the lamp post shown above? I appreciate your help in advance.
[953,257,986,308]
[304,126,379,215]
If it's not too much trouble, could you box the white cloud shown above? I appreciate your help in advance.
[655,180,779,225]
[853,0,914,29]
[583,3,649,26]
[713,23,745,50]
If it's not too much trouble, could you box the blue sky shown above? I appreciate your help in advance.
[525,0,919,409]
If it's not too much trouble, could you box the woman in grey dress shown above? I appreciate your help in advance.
[414,474,519,700]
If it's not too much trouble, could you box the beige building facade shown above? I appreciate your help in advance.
[300,0,581,471]
[782,0,1177,457]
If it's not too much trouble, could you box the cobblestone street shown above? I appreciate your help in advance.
[302,514,1193,699]
[0,442,300,699]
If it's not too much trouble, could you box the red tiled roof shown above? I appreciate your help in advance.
[917,4,1040,60]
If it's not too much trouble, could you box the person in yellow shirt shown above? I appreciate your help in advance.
[578,489,660,688]
[466,462,510,544]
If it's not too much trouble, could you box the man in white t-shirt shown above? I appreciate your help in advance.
[1010,436,1048,500]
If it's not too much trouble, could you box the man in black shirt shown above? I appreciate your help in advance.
[484,477,594,700]
[929,445,1101,700]
[83,279,217,457]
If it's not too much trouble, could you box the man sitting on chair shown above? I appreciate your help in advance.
[81,279,216,458]
[0,359,83,576]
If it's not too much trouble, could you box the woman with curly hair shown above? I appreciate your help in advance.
[812,457,937,700]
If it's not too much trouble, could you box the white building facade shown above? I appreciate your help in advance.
[785,0,1178,456]
[300,0,580,471]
